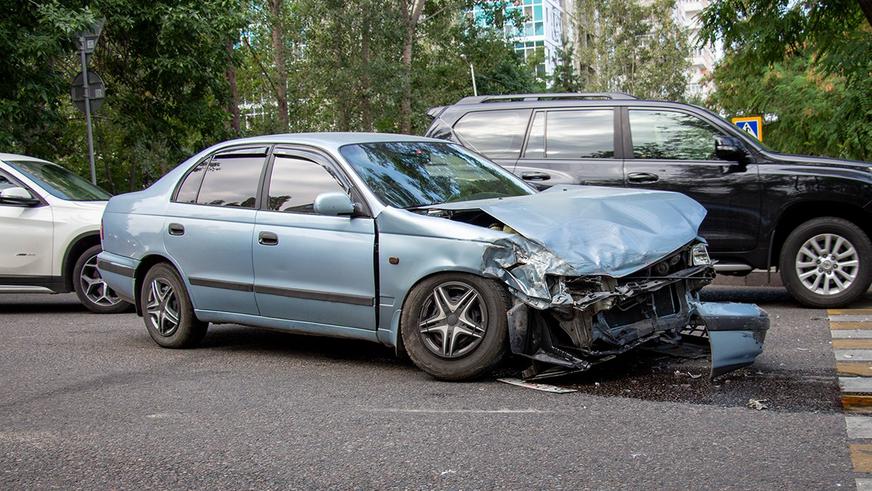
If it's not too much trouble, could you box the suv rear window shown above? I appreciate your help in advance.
[453,109,531,159]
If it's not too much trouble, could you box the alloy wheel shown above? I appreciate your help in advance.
[795,233,859,296]
[146,278,181,336]
[80,255,123,306]
[418,281,488,358]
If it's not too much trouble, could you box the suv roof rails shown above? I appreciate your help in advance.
[455,92,637,104]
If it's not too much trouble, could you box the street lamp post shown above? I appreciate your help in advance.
[460,54,477,97]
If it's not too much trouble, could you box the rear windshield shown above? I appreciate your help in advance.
[7,160,111,201]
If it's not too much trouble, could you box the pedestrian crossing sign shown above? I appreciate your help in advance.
[731,116,763,141]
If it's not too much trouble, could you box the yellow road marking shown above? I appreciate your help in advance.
[831,321,872,330]
[842,395,872,413]
[851,444,872,472]
[830,309,872,316]
[838,363,872,377]
[833,339,872,350]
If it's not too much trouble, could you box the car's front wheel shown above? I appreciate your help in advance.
[780,217,872,308]
[140,263,207,348]
[73,244,129,314]
[401,273,511,381]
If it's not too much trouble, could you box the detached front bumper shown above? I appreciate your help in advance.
[696,302,769,378]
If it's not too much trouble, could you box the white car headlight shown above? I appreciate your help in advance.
[691,243,711,266]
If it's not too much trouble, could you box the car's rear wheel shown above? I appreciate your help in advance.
[73,244,129,314]
[780,217,872,308]
[140,263,207,348]
[401,273,511,381]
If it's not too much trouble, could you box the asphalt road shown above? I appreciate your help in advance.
[0,287,857,489]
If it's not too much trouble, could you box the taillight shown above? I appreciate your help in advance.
[100,220,104,242]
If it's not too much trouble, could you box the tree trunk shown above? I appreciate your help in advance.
[360,9,372,132]
[859,0,872,27]
[270,0,289,131]
[226,40,241,134]
[399,0,426,134]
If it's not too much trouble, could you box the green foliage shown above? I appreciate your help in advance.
[701,0,872,160]
[550,36,579,92]
[0,1,95,157]
[574,0,691,100]
[234,0,536,136]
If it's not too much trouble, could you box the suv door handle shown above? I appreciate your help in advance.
[521,171,551,181]
[627,172,660,184]
[168,223,185,236]
[258,231,279,246]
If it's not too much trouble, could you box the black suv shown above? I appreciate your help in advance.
[425,92,872,308]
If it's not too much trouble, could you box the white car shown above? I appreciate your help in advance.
[0,153,128,313]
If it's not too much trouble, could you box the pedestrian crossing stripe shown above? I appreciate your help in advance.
[829,308,872,488]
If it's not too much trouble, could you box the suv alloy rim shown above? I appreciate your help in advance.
[795,233,859,295]
[146,278,181,336]
[418,281,488,358]
[80,255,122,306]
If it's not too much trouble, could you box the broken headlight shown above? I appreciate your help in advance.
[691,243,711,266]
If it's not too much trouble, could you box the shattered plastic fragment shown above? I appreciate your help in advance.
[497,378,577,394]
[747,398,769,410]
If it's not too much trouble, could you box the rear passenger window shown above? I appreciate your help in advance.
[453,109,531,159]
[175,162,206,204]
[195,155,264,208]
[544,109,614,159]
[524,112,545,158]
[267,156,347,214]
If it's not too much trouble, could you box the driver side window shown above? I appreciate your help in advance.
[629,110,725,160]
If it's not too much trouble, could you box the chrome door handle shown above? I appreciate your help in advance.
[627,172,660,184]
[168,223,185,236]
[258,231,278,246]
[521,171,551,181]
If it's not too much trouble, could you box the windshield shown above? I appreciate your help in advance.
[339,142,533,209]
[7,160,111,201]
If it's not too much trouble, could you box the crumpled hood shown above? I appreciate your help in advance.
[475,185,707,278]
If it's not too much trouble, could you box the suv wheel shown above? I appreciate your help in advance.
[141,263,208,348]
[73,244,129,314]
[401,273,510,381]
[780,217,872,308]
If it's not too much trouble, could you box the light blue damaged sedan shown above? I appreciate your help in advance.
[98,133,768,380]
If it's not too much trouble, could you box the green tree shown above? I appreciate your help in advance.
[700,0,872,160]
[592,0,691,99]
[550,35,579,92]
[0,1,95,157]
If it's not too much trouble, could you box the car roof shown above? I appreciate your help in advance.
[214,132,444,151]
[0,153,52,164]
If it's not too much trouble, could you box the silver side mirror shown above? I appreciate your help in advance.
[313,192,355,216]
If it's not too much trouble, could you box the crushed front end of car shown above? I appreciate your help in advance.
[428,185,769,379]
[491,240,768,379]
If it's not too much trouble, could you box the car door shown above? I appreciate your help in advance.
[252,148,376,330]
[621,108,761,252]
[514,107,624,189]
[163,147,267,315]
[0,169,54,278]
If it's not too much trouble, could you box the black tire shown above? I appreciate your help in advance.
[140,263,207,348]
[401,273,511,381]
[72,244,130,314]
[780,217,872,308]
